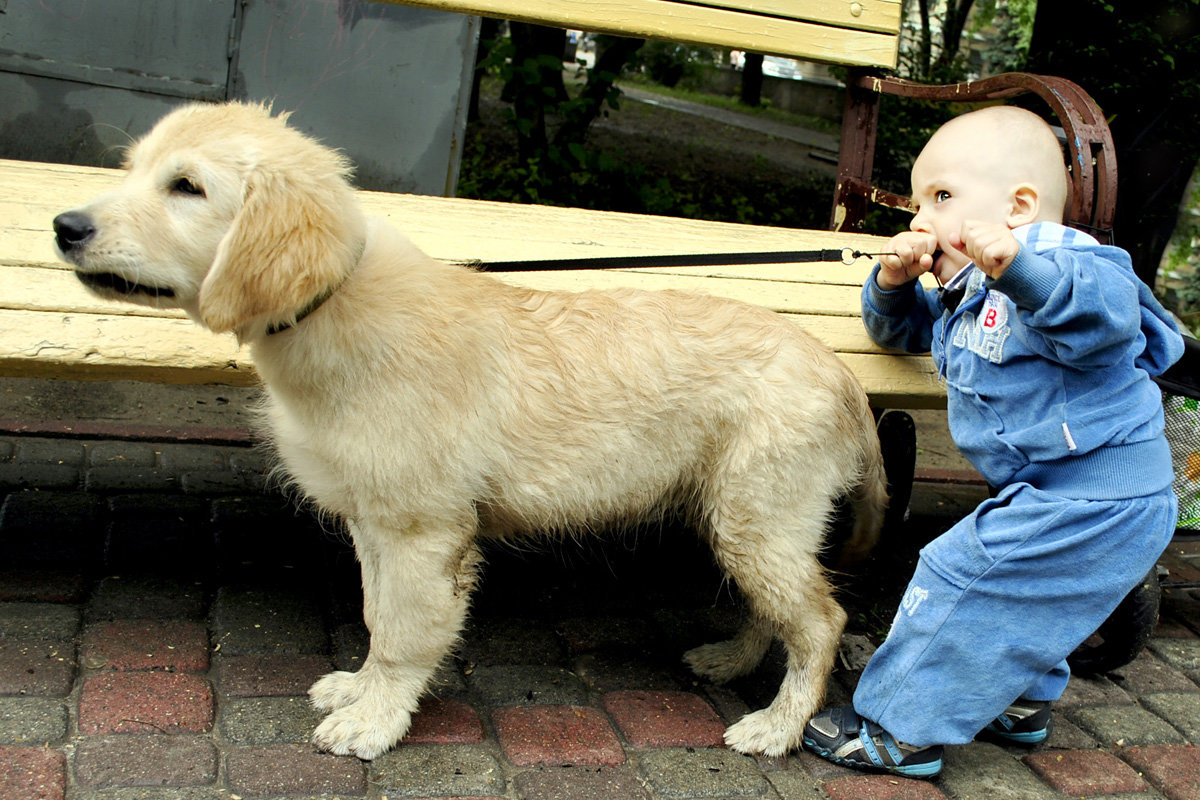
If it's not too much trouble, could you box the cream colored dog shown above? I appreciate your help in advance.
[54,102,887,760]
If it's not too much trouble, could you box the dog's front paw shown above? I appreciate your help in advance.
[309,670,362,713]
[313,702,412,761]
[723,708,801,758]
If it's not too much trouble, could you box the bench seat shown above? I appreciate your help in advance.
[0,158,944,408]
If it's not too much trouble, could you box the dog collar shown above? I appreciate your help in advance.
[265,286,337,336]
[264,239,365,337]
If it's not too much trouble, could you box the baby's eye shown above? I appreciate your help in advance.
[935,190,951,203]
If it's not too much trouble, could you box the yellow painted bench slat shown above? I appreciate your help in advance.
[0,159,945,408]
[376,0,900,68]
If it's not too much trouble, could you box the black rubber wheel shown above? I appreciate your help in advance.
[1068,567,1161,675]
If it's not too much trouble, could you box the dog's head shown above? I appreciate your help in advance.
[54,102,366,340]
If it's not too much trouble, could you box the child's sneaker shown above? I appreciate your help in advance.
[983,700,1053,744]
[803,704,944,779]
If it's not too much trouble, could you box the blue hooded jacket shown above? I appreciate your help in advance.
[862,223,1184,498]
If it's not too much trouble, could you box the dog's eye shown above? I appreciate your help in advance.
[170,176,205,197]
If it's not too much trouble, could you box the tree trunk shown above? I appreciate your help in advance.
[1026,0,1200,287]
[740,53,765,107]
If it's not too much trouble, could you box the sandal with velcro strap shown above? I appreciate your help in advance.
[982,700,1053,745]
[803,704,944,779]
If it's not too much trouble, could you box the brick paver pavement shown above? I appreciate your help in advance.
[3,433,1200,799]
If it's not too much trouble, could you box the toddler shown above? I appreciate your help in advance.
[802,105,1184,778]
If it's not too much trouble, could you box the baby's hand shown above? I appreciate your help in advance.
[876,231,938,289]
[952,221,1020,279]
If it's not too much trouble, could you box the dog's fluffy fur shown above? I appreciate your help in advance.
[55,102,887,760]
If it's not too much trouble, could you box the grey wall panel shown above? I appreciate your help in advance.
[0,0,478,196]
[234,0,479,194]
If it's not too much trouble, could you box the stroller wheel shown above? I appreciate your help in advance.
[1068,567,1161,675]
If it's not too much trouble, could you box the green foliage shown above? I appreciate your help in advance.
[457,120,831,229]
[627,41,720,89]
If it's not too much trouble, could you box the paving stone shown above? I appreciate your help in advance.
[216,653,332,696]
[557,615,661,655]
[1122,744,1200,800]
[822,774,948,799]
[154,445,228,474]
[1023,749,1148,796]
[1057,674,1135,709]
[512,765,651,800]
[218,696,323,745]
[71,789,231,800]
[0,744,66,800]
[459,617,566,666]
[763,767,828,800]
[1143,692,1200,741]
[0,603,80,639]
[0,492,104,563]
[74,735,217,788]
[1043,712,1099,750]
[1110,650,1200,696]
[0,463,81,491]
[405,697,485,744]
[0,638,76,697]
[938,742,1059,800]
[635,747,768,799]
[211,586,329,656]
[1070,703,1187,747]
[103,496,217,576]
[468,664,589,706]
[226,744,367,797]
[78,673,214,734]
[80,620,210,673]
[15,439,86,467]
[84,466,180,493]
[85,576,209,622]
[572,651,683,693]
[0,698,68,744]
[180,471,249,494]
[332,622,370,671]
[371,744,505,797]
[494,705,624,766]
[603,690,725,747]
[0,569,89,604]
[1150,638,1200,672]
[87,442,159,468]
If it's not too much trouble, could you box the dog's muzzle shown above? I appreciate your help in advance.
[53,211,176,299]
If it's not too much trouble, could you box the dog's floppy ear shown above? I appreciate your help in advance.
[199,151,365,338]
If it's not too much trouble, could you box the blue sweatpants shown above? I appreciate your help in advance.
[853,482,1177,747]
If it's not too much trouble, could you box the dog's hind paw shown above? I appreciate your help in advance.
[313,703,411,761]
[683,642,757,684]
[723,708,801,758]
[309,670,363,713]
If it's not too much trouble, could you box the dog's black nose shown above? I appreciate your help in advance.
[53,211,96,253]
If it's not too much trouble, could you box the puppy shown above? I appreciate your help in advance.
[54,102,887,760]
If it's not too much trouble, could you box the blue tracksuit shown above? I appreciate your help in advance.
[856,223,1184,746]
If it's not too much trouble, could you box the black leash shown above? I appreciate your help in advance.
[466,247,891,272]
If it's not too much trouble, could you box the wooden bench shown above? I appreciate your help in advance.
[0,158,940,408]
[0,0,1117,422]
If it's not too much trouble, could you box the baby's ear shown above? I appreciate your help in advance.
[1007,184,1041,227]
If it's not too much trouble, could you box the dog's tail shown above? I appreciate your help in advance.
[838,409,891,567]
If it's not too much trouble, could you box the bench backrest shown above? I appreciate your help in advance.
[378,0,901,69]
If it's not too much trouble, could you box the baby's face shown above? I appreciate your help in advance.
[908,140,1016,284]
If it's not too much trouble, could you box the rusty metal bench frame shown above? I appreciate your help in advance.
[831,70,1117,243]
